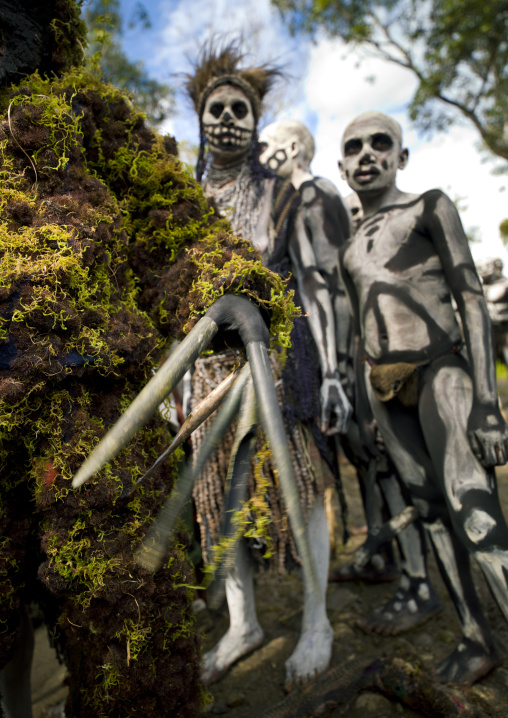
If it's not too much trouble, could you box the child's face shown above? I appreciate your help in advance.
[339,116,406,195]
[258,125,295,179]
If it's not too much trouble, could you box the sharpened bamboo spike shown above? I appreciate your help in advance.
[122,364,243,498]
[72,316,218,488]
[246,341,320,597]
[135,363,250,572]
[208,375,257,609]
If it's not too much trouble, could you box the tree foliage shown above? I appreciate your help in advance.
[272,0,508,161]
[84,0,173,125]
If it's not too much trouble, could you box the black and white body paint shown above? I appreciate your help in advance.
[340,111,508,683]
[260,121,431,616]
[197,92,339,689]
[345,191,364,234]
[259,121,352,434]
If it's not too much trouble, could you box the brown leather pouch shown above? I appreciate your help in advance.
[369,362,419,407]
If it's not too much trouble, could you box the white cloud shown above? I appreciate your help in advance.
[305,37,418,120]
[304,36,508,265]
[149,0,307,143]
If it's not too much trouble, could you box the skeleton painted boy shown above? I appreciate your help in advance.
[185,45,352,689]
[339,110,508,683]
[258,120,433,612]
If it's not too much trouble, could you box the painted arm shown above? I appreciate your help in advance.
[289,210,352,434]
[428,192,508,466]
[303,185,354,390]
[339,248,379,458]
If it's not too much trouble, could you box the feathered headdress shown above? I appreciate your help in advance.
[185,40,281,125]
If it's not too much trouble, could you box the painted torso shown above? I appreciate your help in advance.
[343,190,462,363]
[299,177,351,293]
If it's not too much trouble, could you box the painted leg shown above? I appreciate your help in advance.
[379,472,426,582]
[475,544,508,625]
[201,540,264,686]
[330,425,401,584]
[426,518,499,684]
[419,359,502,683]
[0,604,34,718]
[285,496,333,690]
[357,390,441,635]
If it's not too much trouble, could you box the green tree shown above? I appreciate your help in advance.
[84,0,173,124]
[272,0,508,161]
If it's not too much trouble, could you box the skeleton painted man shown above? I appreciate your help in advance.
[185,45,352,689]
[339,111,508,684]
[258,121,434,621]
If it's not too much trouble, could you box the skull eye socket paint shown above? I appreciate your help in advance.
[209,102,224,119]
[232,101,248,119]
[344,132,394,157]
[371,133,393,152]
[344,139,363,157]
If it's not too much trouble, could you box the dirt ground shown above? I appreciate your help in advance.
[32,382,508,718]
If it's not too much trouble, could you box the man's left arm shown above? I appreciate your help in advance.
[428,192,508,466]
[288,209,352,434]
[303,184,354,392]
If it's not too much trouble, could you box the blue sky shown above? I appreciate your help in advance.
[112,0,508,266]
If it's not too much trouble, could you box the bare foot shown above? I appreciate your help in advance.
[284,621,333,692]
[356,579,441,636]
[201,624,264,685]
[434,638,500,684]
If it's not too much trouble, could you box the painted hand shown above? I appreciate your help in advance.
[320,372,353,435]
[468,402,508,467]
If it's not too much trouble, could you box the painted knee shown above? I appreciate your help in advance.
[463,508,497,546]
[453,491,508,551]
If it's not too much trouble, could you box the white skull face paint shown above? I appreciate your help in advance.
[201,84,255,164]
[258,125,292,178]
[340,114,407,195]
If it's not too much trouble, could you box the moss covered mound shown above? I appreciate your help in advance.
[0,68,296,717]
[0,0,87,87]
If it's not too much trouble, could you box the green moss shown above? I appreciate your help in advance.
[0,60,296,716]
[46,517,123,609]
[183,229,300,347]
[90,662,122,716]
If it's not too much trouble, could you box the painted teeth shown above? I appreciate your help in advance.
[203,123,252,148]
